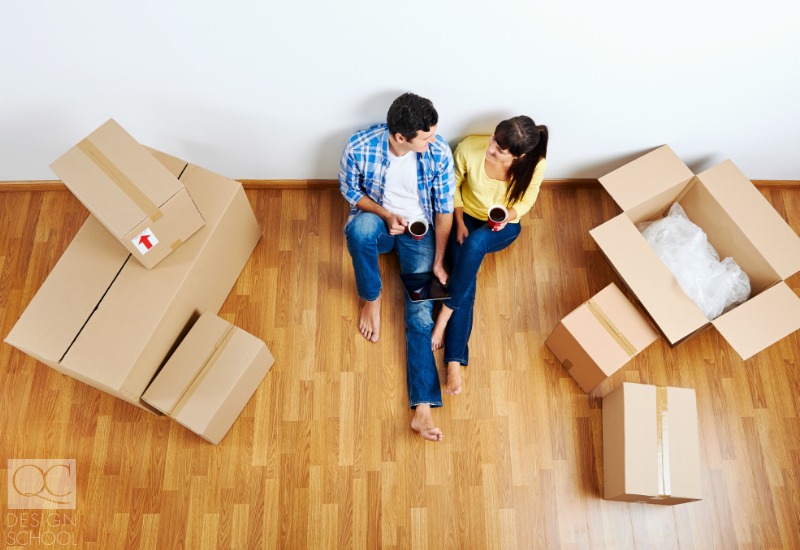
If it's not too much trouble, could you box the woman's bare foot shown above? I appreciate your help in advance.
[359,295,381,343]
[445,362,462,395]
[431,305,453,351]
[410,405,443,442]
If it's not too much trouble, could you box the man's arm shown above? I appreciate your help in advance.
[339,145,367,206]
[355,196,407,235]
[430,137,456,284]
[433,212,452,285]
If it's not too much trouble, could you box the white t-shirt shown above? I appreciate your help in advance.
[382,150,425,222]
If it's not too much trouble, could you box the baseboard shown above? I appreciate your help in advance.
[1,178,798,192]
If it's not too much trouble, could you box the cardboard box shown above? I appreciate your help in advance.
[5,151,262,409]
[590,145,800,360]
[142,312,274,444]
[603,382,701,505]
[545,284,659,393]
[50,119,205,269]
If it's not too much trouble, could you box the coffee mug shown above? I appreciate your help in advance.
[487,205,508,231]
[408,218,429,240]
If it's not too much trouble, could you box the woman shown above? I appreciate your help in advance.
[431,116,548,395]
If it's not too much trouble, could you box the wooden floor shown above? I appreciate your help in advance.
[1,185,799,550]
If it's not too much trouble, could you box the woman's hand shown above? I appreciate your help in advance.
[456,222,469,244]
[493,207,517,232]
[433,261,449,286]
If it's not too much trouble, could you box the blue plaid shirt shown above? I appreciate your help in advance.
[339,123,455,225]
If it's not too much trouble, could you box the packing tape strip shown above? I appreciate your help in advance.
[170,239,183,251]
[655,385,672,499]
[586,300,637,357]
[168,322,236,417]
[77,138,162,223]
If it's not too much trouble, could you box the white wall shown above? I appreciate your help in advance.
[2,0,798,181]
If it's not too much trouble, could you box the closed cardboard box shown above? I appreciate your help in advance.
[5,150,262,409]
[546,284,658,393]
[50,119,205,269]
[143,312,274,444]
[590,145,800,360]
[603,382,701,505]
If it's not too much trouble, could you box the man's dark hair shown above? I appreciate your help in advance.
[387,93,438,142]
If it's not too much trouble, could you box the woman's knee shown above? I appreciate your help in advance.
[461,230,492,256]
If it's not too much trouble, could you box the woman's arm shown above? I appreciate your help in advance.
[453,207,469,244]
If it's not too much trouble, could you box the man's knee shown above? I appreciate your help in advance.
[345,212,385,245]
[406,302,434,332]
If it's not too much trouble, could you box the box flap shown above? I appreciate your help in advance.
[4,217,129,363]
[142,312,233,414]
[697,160,800,280]
[588,283,659,355]
[665,386,702,501]
[598,146,694,213]
[712,282,800,360]
[50,119,184,238]
[622,383,659,498]
[602,383,627,499]
[196,344,275,444]
[173,327,273,444]
[590,214,709,344]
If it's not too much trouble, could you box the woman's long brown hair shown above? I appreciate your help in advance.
[493,116,548,206]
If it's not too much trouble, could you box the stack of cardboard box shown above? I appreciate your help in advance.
[5,119,273,444]
[546,145,800,504]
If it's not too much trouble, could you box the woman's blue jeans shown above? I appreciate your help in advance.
[443,213,521,366]
[345,212,442,409]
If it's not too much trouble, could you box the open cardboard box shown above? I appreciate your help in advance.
[5,149,262,410]
[589,145,800,360]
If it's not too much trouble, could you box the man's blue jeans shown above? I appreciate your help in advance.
[344,212,442,409]
[443,213,521,366]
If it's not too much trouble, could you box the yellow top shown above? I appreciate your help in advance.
[453,135,546,222]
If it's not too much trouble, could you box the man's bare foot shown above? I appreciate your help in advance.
[445,362,462,395]
[431,305,453,351]
[410,405,443,442]
[359,296,381,343]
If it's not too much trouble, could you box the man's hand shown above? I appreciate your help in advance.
[433,260,449,286]
[383,213,408,235]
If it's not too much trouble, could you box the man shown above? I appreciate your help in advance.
[339,92,454,442]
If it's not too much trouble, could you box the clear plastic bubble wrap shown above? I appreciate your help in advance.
[637,203,751,320]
